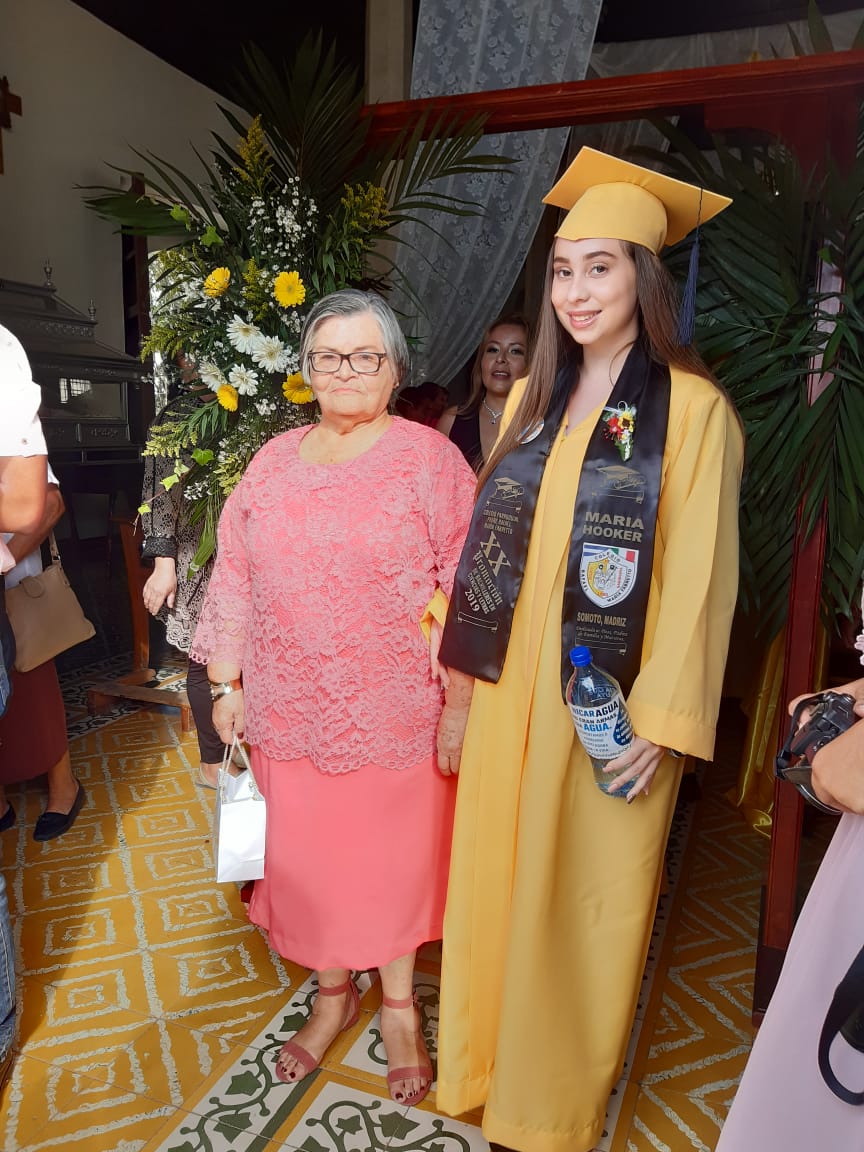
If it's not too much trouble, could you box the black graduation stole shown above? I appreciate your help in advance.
[439,340,671,699]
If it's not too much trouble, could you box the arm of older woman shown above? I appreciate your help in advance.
[191,481,252,747]
[437,668,474,776]
[209,661,245,745]
[429,617,449,687]
[418,443,477,774]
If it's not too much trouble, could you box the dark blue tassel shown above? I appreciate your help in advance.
[677,228,700,346]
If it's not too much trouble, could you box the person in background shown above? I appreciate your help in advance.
[716,583,864,1152]
[433,150,743,1152]
[141,387,229,788]
[0,321,50,1090]
[0,470,84,840]
[192,289,475,1106]
[0,326,46,537]
[437,314,530,472]
[395,379,449,427]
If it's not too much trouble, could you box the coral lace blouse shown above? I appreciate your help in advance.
[192,418,476,774]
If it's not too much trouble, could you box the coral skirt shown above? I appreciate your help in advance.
[248,748,457,971]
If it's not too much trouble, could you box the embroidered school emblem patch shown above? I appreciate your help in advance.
[579,544,639,607]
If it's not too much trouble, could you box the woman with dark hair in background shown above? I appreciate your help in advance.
[141,375,231,789]
[395,379,449,427]
[437,315,529,472]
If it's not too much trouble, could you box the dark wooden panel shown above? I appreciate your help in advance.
[364,52,864,140]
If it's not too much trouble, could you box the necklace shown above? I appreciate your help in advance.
[482,396,505,424]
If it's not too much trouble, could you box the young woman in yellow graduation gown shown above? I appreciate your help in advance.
[432,151,745,1152]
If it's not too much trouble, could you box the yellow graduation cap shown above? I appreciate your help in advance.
[543,146,732,253]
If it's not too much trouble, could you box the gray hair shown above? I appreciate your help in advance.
[299,289,410,386]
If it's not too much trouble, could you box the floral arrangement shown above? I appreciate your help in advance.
[602,403,637,462]
[133,118,397,568]
[85,36,509,569]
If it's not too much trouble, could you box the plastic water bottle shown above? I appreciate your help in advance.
[566,645,635,798]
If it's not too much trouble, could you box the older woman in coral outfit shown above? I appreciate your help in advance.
[192,289,475,1106]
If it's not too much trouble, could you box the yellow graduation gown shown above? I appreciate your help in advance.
[436,368,744,1152]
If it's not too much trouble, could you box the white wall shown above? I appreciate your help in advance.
[0,0,242,350]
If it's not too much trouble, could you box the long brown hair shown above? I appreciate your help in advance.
[459,313,532,415]
[477,242,728,489]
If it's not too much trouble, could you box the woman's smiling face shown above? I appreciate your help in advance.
[550,237,639,354]
[308,312,397,426]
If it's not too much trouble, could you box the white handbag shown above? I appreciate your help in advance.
[214,736,267,883]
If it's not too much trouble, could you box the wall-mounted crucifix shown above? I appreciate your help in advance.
[0,76,22,175]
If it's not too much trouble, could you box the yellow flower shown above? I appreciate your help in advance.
[216,383,239,411]
[282,373,314,404]
[341,183,390,234]
[204,267,231,297]
[236,116,269,179]
[274,270,306,308]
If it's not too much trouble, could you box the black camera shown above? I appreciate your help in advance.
[776,691,859,816]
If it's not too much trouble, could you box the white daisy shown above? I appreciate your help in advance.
[227,315,262,355]
[228,365,259,396]
[250,335,290,374]
[197,361,226,390]
[282,348,300,374]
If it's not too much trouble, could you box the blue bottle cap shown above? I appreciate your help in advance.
[570,645,592,666]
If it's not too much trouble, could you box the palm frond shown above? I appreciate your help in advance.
[229,36,370,214]
[807,0,836,52]
[82,187,187,237]
[639,121,864,634]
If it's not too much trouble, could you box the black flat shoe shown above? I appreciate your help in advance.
[0,804,15,833]
[33,783,85,842]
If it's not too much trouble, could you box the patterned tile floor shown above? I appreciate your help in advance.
[0,693,775,1152]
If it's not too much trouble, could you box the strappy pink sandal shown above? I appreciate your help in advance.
[275,977,360,1083]
[381,993,433,1106]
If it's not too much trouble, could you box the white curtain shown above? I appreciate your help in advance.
[390,0,603,387]
[394,4,863,385]
[582,8,864,158]
[591,8,864,79]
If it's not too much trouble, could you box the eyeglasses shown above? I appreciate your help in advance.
[308,351,388,376]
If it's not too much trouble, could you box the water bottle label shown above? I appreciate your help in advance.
[568,693,633,760]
